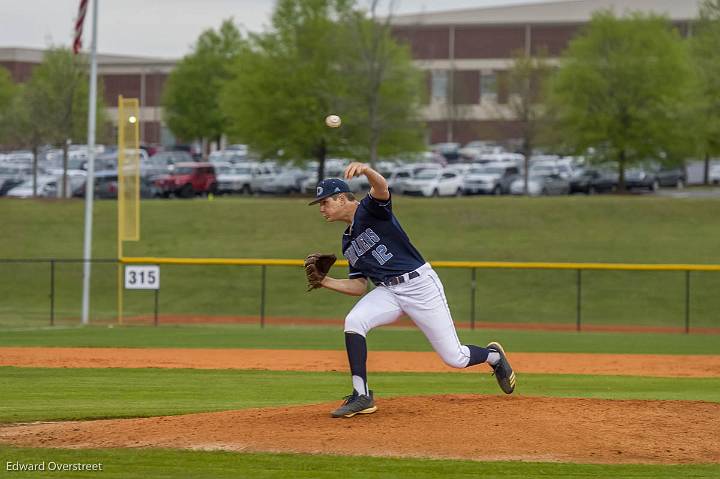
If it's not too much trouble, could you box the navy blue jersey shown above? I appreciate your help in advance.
[342,193,425,284]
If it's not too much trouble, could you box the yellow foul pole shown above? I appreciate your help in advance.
[116,95,141,325]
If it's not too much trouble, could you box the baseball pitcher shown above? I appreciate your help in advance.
[306,162,515,418]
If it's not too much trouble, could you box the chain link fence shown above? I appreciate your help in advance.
[1,258,718,333]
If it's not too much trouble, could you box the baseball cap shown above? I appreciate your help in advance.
[308,178,351,205]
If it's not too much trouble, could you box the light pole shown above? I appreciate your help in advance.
[81,0,99,326]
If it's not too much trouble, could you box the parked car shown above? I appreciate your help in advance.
[402,169,464,197]
[258,168,309,194]
[569,168,595,194]
[476,152,525,167]
[347,175,370,193]
[625,168,659,191]
[89,170,161,199]
[710,164,720,185]
[6,175,59,198]
[0,164,32,195]
[510,173,570,196]
[93,171,120,198]
[92,152,123,172]
[445,163,473,175]
[569,168,618,194]
[215,163,254,195]
[387,167,414,194]
[464,164,520,195]
[430,143,461,162]
[249,163,282,194]
[154,162,217,198]
[653,165,686,188]
[529,163,574,179]
[4,151,34,165]
[42,168,87,197]
[300,166,345,194]
[459,141,504,160]
[375,162,397,177]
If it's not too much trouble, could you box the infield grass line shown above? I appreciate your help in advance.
[0,446,718,479]
[1,367,718,423]
[1,324,720,354]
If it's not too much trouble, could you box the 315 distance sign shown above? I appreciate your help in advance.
[124,265,160,290]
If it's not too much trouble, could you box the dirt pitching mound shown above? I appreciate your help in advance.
[2,395,718,465]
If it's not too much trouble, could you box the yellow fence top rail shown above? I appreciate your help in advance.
[120,257,720,272]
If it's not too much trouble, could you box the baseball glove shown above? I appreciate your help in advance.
[304,253,337,291]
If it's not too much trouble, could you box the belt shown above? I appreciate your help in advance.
[380,270,420,287]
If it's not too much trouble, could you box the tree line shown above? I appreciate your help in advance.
[162,0,425,181]
[509,0,720,190]
[0,48,106,196]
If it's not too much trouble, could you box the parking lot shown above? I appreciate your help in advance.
[1,143,718,200]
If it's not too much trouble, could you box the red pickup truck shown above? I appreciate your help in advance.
[154,162,217,198]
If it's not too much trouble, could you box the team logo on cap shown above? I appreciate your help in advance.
[317,186,323,195]
[335,187,340,192]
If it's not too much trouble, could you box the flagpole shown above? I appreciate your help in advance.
[81,0,98,326]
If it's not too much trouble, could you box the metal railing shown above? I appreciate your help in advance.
[122,257,720,333]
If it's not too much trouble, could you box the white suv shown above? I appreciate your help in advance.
[402,169,464,197]
[215,162,253,194]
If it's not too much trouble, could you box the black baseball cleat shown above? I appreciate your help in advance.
[331,390,377,418]
[487,341,516,394]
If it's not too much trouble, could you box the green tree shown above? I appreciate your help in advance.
[222,0,424,180]
[507,48,551,194]
[337,1,424,164]
[545,11,693,191]
[26,48,105,197]
[222,0,352,180]
[690,0,720,184]
[2,84,46,196]
[162,19,244,157]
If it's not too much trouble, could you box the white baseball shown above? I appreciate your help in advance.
[325,114,342,128]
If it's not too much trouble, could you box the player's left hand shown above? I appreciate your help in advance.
[344,162,369,179]
[304,253,337,291]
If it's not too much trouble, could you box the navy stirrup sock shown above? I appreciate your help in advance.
[466,345,489,367]
[345,332,368,395]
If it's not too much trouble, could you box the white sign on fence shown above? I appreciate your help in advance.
[124,265,160,290]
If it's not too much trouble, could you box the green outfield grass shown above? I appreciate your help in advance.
[4,196,719,478]
[1,324,720,354]
[3,196,720,328]
[1,367,719,423]
[2,447,717,479]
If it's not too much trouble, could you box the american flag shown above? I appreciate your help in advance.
[73,0,89,54]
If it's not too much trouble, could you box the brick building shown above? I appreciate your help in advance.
[0,0,701,148]
[391,0,699,145]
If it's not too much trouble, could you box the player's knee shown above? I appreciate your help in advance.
[439,352,469,369]
[344,311,369,336]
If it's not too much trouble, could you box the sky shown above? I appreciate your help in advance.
[1,0,552,58]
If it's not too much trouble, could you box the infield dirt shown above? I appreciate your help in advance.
[1,347,719,465]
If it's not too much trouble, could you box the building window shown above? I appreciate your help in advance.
[431,70,449,102]
[480,72,497,103]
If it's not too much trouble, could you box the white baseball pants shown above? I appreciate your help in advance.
[344,263,472,368]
